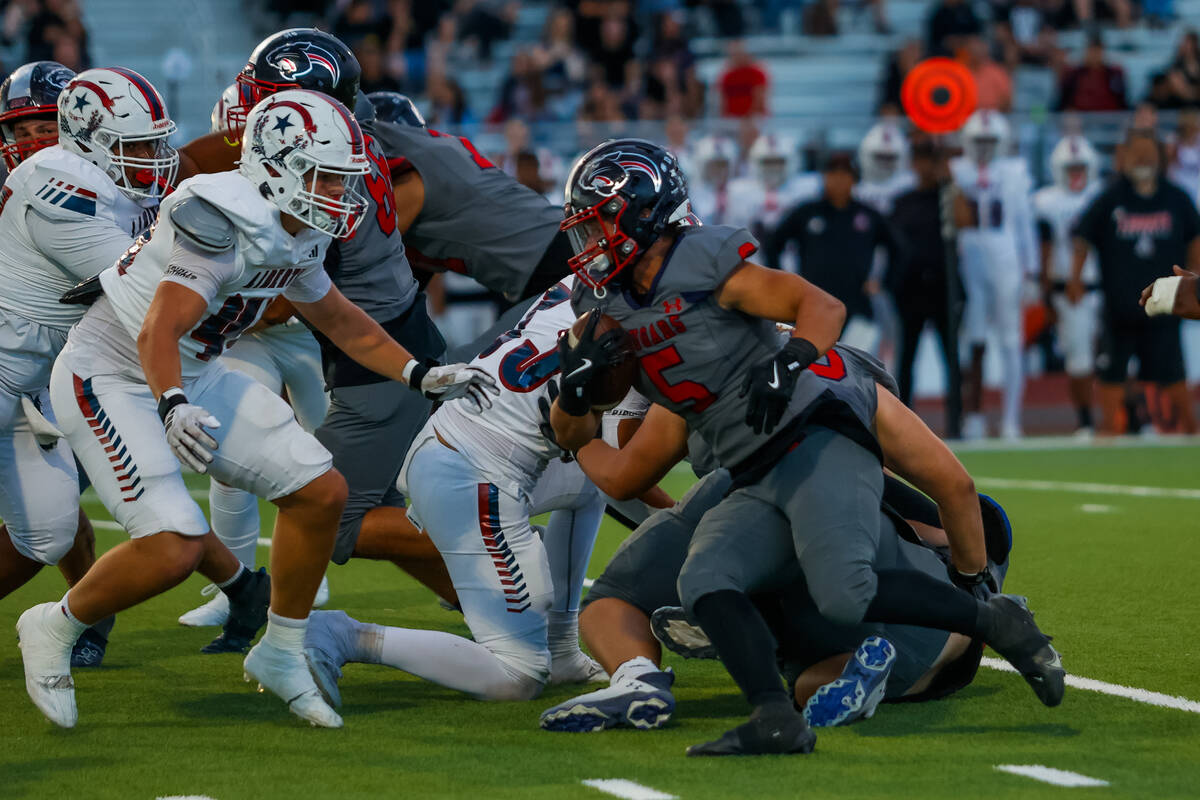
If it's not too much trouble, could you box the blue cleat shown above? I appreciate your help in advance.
[803,636,896,728]
[540,668,675,732]
[71,616,114,668]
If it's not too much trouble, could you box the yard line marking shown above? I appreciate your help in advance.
[994,765,1109,788]
[974,476,1200,500]
[581,779,677,800]
[1078,504,1114,513]
[981,657,1200,713]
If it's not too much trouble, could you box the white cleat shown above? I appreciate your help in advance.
[179,584,230,627]
[1001,420,1022,441]
[962,413,987,441]
[312,575,330,609]
[244,640,343,728]
[550,651,609,685]
[17,603,78,728]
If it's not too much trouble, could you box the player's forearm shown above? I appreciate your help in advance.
[1187,237,1200,272]
[575,438,665,501]
[1069,238,1089,283]
[331,322,416,384]
[137,325,185,398]
[550,403,601,453]
[789,281,845,355]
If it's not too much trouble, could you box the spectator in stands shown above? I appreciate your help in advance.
[1170,30,1200,88]
[590,13,638,93]
[1147,70,1196,109]
[491,49,550,123]
[424,13,461,82]
[644,10,704,118]
[514,150,550,197]
[578,77,627,123]
[926,0,982,57]
[964,35,1013,112]
[803,0,840,37]
[357,35,406,95]
[533,6,588,117]
[993,0,1060,68]
[457,0,518,63]
[25,0,90,67]
[333,0,392,49]
[427,74,476,127]
[1056,32,1128,112]
[717,39,768,118]
[878,38,925,114]
[1067,0,1134,30]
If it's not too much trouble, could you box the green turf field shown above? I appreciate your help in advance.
[3,440,1199,800]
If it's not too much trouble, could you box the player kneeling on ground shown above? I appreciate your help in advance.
[17,89,495,729]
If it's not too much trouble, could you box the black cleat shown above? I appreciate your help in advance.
[687,703,816,757]
[983,594,1064,707]
[71,616,115,668]
[651,606,718,660]
[201,567,270,654]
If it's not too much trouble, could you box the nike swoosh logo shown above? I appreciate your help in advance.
[564,358,593,381]
[767,362,781,390]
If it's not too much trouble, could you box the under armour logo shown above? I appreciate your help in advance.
[663,297,682,313]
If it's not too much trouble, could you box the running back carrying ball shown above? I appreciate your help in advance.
[562,310,636,411]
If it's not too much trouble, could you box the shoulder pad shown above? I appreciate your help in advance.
[169,195,235,252]
[24,162,114,220]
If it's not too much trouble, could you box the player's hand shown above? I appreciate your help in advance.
[1064,277,1085,305]
[536,380,574,461]
[557,311,627,416]
[947,562,999,602]
[408,361,499,413]
[740,337,820,436]
[1142,265,1200,319]
[161,400,220,474]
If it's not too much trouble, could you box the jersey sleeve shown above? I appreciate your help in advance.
[283,261,333,304]
[160,236,236,305]
[601,388,652,448]
[24,205,135,283]
[678,225,759,291]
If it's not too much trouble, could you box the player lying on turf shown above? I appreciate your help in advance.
[303,278,668,704]
[16,89,497,730]
[550,139,1063,755]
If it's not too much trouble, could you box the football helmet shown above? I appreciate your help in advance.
[240,89,369,239]
[57,67,178,199]
[368,91,426,128]
[692,134,737,188]
[561,138,691,293]
[228,28,361,130]
[961,110,1010,166]
[211,82,239,134]
[0,61,74,169]
[1049,135,1099,193]
[748,133,797,190]
[858,121,908,184]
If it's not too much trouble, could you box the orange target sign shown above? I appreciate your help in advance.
[901,58,977,134]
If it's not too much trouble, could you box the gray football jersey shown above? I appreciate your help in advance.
[372,121,562,300]
[573,225,888,468]
[325,133,418,323]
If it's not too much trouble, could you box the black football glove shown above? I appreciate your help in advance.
[740,337,819,436]
[948,562,999,602]
[556,311,628,416]
[537,380,574,462]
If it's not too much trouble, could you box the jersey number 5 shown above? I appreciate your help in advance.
[641,345,716,412]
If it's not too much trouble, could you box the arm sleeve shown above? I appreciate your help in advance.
[283,261,333,304]
[24,206,136,283]
[159,236,236,306]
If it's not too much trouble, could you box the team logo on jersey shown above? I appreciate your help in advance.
[265,41,340,85]
[808,216,825,234]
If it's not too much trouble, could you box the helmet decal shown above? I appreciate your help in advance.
[265,40,341,86]
[67,79,121,116]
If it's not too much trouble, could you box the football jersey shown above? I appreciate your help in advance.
[1032,183,1100,284]
[725,173,821,234]
[950,156,1037,274]
[571,224,890,471]
[67,171,331,382]
[854,171,916,216]
[372,120,562,301]
[0,146,158,329]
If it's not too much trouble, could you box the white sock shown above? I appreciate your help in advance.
[547,610,582,661]
[210,481,260,568]
[1001,342,1023,432]
[611,656,660,685]
[262,610,307,651]
[370,624,540,700]
[52,592,88,646]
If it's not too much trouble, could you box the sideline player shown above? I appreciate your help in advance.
[17,89,496,729]
[1033,135,1102,436]
[856,120,915,215]
[0,64,165,669]
[552,139,1061,755]
[688,135,739,226]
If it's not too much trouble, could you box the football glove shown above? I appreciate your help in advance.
[740,337,819,436]
[557,311,628,416]
[158,389,220,474]
[405,360,499,413]
[948,563,999,602]
[536,380,574,461]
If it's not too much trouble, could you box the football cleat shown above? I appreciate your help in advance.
[179,584,230,627]
[549,651,608,685]
[540,668,675,732]
[650,606,717,660]
[803,636,896,727]
[313,575,330,609]
[70,616,115,668]
[244,639,343,728]
[983,594,1065,707]
[303,610,358,709]
[687,703,816,757]
[202,567,270,654]
[17,603,78,728]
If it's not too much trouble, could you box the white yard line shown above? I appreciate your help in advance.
[974,476,1200,500]
[981,657,1200,713]
[1078,504,1114,513]
[581,780,676,800]
[994,765,1109,788]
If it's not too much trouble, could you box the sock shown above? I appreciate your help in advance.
[611,656,660,685]
[374,624,539,700]
[547,610,581,661]
[1001,342,1023,431]
[262,610,307,651]
[216,563,249,599]
[544,503,604,616]
[87,615,116,641]
[52,592,89,645]
[209,482,260,568]
[1077,405,1093,429]
[863,569,981,636]
[691,590,788,707]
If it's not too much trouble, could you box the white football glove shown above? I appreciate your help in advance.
[159,392,220,473]
[1144,275,1181,317]
[406,360,500,413]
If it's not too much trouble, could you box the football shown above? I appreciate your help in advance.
[567,311,637,411]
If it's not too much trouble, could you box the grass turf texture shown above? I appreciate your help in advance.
[3,443,1200,799]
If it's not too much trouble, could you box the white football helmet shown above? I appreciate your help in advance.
[693,134,737,188]
[1049,134,1099,193]
[859,121,908,183]
[211,83,239,134]
[56,67,178,199]
[960,110,1010,166]
[240,88,369,239]
[748,133,797,190]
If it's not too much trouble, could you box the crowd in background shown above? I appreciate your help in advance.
[0,0,90,74]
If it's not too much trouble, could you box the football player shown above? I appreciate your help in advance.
[17,89,496,729]
[726,133,821,246]
[688,135,739,226]
[0,63,164,669]
[366,91,426,128]
[1034,135,1103,436]
[551,139,1061,755]
[951,111,1038,440]
[855,120,915,215]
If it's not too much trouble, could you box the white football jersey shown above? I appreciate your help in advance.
[725,173,821,233]
[0,146,157,329]
[66,170,332,382]
[690,183,733,226]
[951,156,1038,274]
[1032,183,1101,284]
[854,170,916,215]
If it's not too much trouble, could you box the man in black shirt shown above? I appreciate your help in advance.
[767,153,904,351]
[1070,130,1200,434]
[889,141,964,438]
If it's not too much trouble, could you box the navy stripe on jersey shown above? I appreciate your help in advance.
[36,178,97,216]
[477,484,530,613]
[73,375,143,502]
[108,67,165,121]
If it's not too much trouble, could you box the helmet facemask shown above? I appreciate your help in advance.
[562,195,639,293]
[0,110,57,170]
[93,127,179,199]
[227,73,290,131]
[268,150,367,239]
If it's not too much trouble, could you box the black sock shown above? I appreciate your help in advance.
[219,565,253,603]
[863,569,982,637]
[691,590,789,707]
[1077,405,1093,429]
